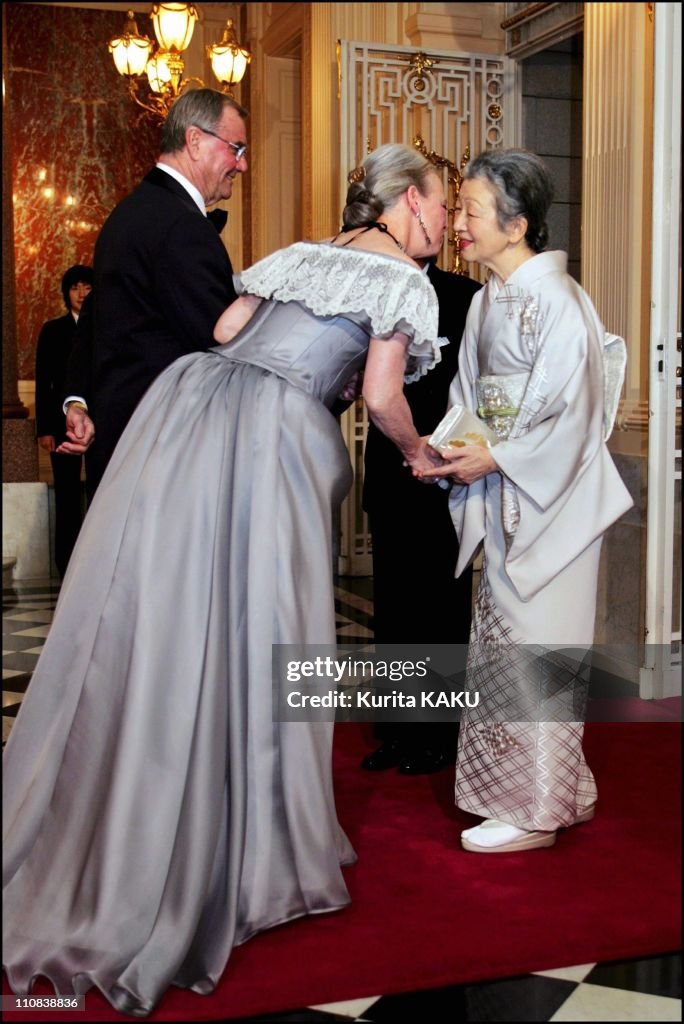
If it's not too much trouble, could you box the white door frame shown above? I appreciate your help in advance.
[640,2,682,699]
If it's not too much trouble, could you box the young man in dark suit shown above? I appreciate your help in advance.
[361,259,481,774]
[35,265,93,576]
[60,89,247,496]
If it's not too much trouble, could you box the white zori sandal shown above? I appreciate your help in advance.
[461,805,596,853]
[461,819,556,853]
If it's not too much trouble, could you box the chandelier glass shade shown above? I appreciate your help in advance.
[151,2,198,52]
[108,5,250,122]
[145,52,173,93]
[207,19,251,88]
[108,14,153,78]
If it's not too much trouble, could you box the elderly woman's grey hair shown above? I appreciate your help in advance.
[342,143,436,229]
[464,148,554,253]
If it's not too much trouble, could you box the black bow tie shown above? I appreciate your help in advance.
[206,208,228,234]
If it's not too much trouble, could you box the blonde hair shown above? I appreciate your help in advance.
[342,143,436,228]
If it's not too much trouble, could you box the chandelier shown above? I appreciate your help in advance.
[109,4,251,122]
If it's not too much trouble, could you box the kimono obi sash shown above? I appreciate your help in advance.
[476,373,529,440]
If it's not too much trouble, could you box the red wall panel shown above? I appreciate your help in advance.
[6,2,160,379]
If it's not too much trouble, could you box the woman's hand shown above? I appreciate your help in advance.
[415,445,498,485]
[403,437,451,480]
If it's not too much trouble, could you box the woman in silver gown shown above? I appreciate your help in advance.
[3,144,448,1016]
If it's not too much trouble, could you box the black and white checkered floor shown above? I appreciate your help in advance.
[3,578,681,1022]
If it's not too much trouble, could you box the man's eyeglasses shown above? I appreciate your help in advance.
[197,126,247,162]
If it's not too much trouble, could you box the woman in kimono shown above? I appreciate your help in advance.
[3,143,448,1015]
[420,148,633,853]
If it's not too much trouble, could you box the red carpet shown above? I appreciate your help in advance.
[4,721,681,1021]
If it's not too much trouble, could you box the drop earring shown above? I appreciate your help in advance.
[416,208,432,246]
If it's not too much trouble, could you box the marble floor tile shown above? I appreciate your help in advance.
[550,983,682,1021]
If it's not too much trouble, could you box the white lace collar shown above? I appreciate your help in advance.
[237,241,447,382]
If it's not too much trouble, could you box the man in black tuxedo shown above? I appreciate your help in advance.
[361,260,481,774]
[35,264,93,577]
[60,89,247,496]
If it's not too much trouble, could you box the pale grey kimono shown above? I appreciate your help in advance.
[448,251,633,830]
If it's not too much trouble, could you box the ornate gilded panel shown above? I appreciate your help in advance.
[337,40,517,574]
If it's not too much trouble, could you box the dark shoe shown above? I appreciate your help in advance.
[360,741,404,771]
[397,748,453,775]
